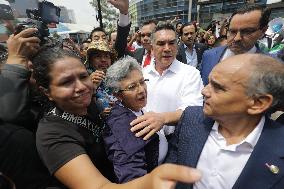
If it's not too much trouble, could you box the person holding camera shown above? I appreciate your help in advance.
[0,28,41,131]
[0,28,58,189]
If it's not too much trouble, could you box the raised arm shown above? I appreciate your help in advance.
[0,28,40,129]
[54,154,201,189]
[108,0,131,58]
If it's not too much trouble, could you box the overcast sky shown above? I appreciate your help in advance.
[48,0,98,26]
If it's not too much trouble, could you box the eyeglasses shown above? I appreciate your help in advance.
[227,28,260,38]
[119,79,149,92]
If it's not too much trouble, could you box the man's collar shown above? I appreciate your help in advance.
[223,45,257,61]
[183,43,195,50]
[144,49,149,55]
[168,59,180,74]
[212,116,265,148]
[227,45,257,55]
[247,46,257,54]
[146,59,179,75]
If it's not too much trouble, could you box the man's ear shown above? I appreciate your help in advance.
[247,94,273,115]
[39,86,53,101]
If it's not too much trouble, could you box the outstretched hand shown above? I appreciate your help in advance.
[130,112,165,140]
[107,0,129,15]
[6,28,40,68]
[143,164,202,189]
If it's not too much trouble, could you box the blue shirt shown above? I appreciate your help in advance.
[184,44,198,67]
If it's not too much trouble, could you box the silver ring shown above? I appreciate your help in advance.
[147,125,151,130]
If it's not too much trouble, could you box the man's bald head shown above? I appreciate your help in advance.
[215,54,284,112]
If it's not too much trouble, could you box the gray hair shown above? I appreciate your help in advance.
[245,55,284,113]
[105,56,142,93]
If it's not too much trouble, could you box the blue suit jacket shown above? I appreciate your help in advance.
[200,46,227,86]
[166,106,284,189]
[200,45,265,86]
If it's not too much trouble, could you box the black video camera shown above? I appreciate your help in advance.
[0,3,14,20]
[14,1,61,44]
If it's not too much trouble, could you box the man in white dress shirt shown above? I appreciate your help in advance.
[130,22,204,139]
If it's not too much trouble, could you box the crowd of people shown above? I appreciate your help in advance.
[0,0,284,188]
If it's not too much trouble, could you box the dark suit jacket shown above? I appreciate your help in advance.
[115,23,131,59]
[166,106,284,189]
[176,42,208,70]
[200,45,264,86]
[132,47,145,65]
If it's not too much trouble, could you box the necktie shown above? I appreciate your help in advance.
[143,51,151,67]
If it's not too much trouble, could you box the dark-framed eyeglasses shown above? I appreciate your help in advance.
[227,27,260,38]
[0,172,16,189]
[119,79,149,92]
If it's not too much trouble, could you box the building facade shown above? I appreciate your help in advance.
[267,0,284,19]
[197,0,267,27]
[129,0,198,29]
[129,0,140,28]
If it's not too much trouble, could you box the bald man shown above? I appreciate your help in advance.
[166,54,284,189]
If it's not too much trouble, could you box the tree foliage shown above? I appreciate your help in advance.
[90,0,118,32]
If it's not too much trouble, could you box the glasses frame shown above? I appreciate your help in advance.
[227,27,260,38]
[119,79,149,93]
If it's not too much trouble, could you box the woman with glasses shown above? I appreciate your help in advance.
[32,47,201,189]
[104,56,168,183]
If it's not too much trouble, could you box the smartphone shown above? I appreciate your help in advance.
[0,4,14,20]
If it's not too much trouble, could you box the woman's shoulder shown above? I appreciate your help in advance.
[37,113,78,133]
[106,104,136,129]
[36,113,87,175]
[108,103,133,118]
[36,110,86,148]
[104,104,147,156]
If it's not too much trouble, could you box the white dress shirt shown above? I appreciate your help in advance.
[143,59,204,135]
[184,44,198,67]
[221,46,257,61]
[194,116,265,189]
[132,108,168,164]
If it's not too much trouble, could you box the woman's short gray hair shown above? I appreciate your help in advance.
[105,56,142,93]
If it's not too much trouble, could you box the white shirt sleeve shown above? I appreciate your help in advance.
[118,13,130,27]
[177,68,204,110]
